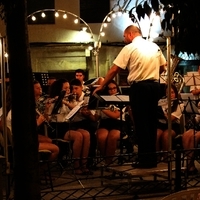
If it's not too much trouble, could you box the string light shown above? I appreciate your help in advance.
[100,32,105,37]
[112,13,116,18]
[74,18,79,24]
[63,13,67,19]
[4,52,8,57]
[41,12,46,18]
[55,12,59,17]
[106,16,111,22]
[103,23,107,28]
[27,9,95,47]
[31,15,36,21]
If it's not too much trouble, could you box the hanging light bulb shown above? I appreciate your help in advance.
[103,23,107,28]
[106,16,111,22]
[31,15,36,21]
[100,32,105,37]
[112,13,116,18]
[41,12,46,18]
[55,12,59,17]
[63,13,67,19]
[4,52,8,58]
[74,18,79,24]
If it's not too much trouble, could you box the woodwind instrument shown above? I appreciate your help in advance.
[35,108,55,132]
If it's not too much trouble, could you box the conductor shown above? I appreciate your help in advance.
[93,25,167,168]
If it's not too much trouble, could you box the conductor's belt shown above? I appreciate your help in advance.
[130,79,159,84]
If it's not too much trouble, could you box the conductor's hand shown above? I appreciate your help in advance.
[92,85,104,95]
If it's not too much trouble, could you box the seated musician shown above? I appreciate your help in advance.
[69,78,99,168]
[182,71,200,175]
[33,80,59,161]
[156,83,184,161]
[48,78,91,175]
[95,79,128,165]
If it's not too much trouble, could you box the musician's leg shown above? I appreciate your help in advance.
[64,130,83,174]
[157,129,164,161]
[96,128,109,157]
[77,129,90,169]
[105,129,120,164]
[161,129,176,161]
[39,142,59,161]
[38,134,52,143]
[182,129,199,172]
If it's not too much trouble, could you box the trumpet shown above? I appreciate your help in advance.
[35,108,55,132]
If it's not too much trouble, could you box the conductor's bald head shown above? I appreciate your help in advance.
[123,25,142,43]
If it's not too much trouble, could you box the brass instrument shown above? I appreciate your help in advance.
[36,94,55,132]
[170,55,184,93]
[162,54,184,93]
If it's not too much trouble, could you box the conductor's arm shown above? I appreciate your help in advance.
[93,64,121,94]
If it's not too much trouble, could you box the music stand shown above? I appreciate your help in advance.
[181,93,200,152]
[184,72,200,87]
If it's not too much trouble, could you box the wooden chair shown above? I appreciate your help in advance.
[161,188,200,200]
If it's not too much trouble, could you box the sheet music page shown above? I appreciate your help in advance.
[65,100,84,121]
[100,95,122,102]
[116,95,130,102]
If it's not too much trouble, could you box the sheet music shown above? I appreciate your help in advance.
[180,93,194,100]
[158,98,168,106]
[65,100,84,121]
[100,95,129,102]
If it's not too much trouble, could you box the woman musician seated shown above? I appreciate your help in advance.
[156,83,184,161]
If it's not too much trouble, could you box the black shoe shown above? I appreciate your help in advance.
[132,162,157,169]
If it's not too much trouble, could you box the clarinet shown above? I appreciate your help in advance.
[35,108,55,132]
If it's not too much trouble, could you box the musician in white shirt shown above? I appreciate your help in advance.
[48,78,91,175]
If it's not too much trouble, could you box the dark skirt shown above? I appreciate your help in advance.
[157,121,181,136]
[98,118,127,131]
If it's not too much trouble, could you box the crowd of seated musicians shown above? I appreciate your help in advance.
[2,77,200,176]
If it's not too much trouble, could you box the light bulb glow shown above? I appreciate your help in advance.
[63,13,67,19]
[100,32,105,37]
[112,13,116,18]
[41,12,46,18]
[31,15,36,21]
[55,12,59,17]
[74,18,79,24]
[4,52,8,58]
[103,23,107,28]
[107,16,111,22]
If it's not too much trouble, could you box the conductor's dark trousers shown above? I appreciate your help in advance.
[130,80,160,168]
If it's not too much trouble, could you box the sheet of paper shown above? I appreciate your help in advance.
[65,100,84,120]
